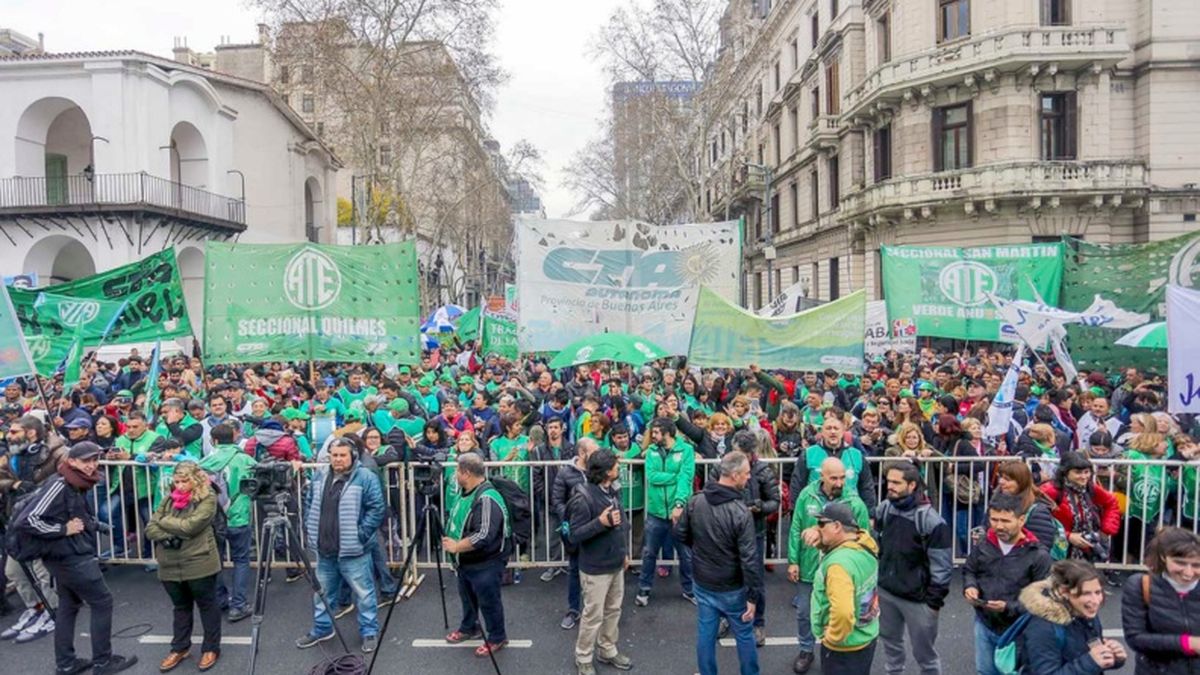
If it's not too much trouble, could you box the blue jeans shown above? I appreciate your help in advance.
[695,584,759,675]
[457,559,507,644]
[312,553,378,639]
[794,581,815,652]
[97,492,151,558]
[567,549,582,614]
[217,526,252,612]
[372,533,399,597]
[973,618,1002,675]
[638,515,693,594]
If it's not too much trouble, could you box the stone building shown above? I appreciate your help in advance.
[696,0,1200,309]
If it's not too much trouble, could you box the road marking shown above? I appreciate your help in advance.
[83,633,252,646]
[720,637,796,647]
[411,639,533,649]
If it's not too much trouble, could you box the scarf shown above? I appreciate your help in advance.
[58,462,101,491]
[1065,482,1101,557]
[171,488,193,510]
[889,492,919,511]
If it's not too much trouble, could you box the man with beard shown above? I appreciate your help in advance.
[873,462,952,675]
[809,501,880,674]
[963,493,1052,675]
[788,457,869,673]
[801,417,876,509]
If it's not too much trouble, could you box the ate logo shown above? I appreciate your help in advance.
[938,261,997,307]
[57,300,100,328]
[574,346,595,363]
[284,248,342,310]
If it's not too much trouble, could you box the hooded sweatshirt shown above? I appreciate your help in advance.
[812,529,881,652]
[244,423,301,462]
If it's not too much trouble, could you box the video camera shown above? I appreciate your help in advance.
[240,461,295,501]
[410,451,448,495]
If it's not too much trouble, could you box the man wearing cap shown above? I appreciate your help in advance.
[788,457,869,673]
[18,442,138,674]
[915,382,938,420]
[200,422,258,622]
[416,374,441,415]
[457,376,478,409]
[384,398,426,449]
[62,417,93,446]
[282,408,314,460]
[810,501,880,674]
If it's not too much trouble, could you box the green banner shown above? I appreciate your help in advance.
[0,287,36,379]
[480,313,518,360]
[881,243,1064,341]
[10,249,191,375]
[36,293,127,378]
[203,241,421,364]
[688,286,866,371]
[455,305,481,343]
[1063,233,1200,372]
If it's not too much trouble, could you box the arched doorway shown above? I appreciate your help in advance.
[175,246,205,340]
[14,97,93,205]
[23,235,97,285]
[168,121,209,193]
[304,176,323,243]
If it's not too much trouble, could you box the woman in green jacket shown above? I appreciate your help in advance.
[145,462,222,673]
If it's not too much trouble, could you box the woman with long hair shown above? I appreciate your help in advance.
[933,413,980,551]
[1020,560,1127,674]
[1122,527,1200,674]
[144,462,222,672]
[994,461,1060,555]
[1125,413,1175,561]
[91,414,121,450]
[1041,452,1121,563]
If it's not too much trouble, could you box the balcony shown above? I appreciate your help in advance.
[0,172,246,233]
[807,115,840,151]
[843,25,1129,118]
[841,160,1147,218]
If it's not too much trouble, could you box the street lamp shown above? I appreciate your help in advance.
[226,169,246,203]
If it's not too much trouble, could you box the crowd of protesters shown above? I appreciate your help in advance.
[1,340,1199,674]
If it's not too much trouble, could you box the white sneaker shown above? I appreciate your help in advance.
[14,611,54,644]
[1,608,38,640]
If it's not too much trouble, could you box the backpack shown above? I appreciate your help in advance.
[1029,503,1069,561]
[488,476,532,549]
[993,612,1066,675]
[5,483,54,562]
[203,455,236,546]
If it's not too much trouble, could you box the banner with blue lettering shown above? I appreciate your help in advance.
[1167,285,1200,414]
[515,219,741,354]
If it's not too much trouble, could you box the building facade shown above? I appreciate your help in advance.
[0,48,340,335]
[696,0,1200,310]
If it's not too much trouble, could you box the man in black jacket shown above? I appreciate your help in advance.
[535,417,576,582]
[674,451,762,675]
[442,452,510,657]
[21,442,137,674]
[548,437,597,628]
[963,493,1051,675]
[874,461,952,675]
[732,430,780,645]
[567,449,632,675]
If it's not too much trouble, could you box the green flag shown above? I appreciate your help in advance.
[455,305,482,342]
[881,243,1063,341]
[31,292,129,378]
[10,248,192,375]
[61,329,85,392]
[480,312,518,360]
[203,241,421,364]
[688,286,866,371]
[1062,233,1200,372]
[0,286,36,380]
[143,340,162,421]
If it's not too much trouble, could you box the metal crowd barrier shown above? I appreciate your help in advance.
[88,454,1198,572]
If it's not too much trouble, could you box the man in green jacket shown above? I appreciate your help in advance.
[200,422,258,622]
[635,417,696,607]
[787,457,869,673]
[811,502,880,674]
[110,410,162,559]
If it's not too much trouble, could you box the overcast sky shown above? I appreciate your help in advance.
[5,0,620,218]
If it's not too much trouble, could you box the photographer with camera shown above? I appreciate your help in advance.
[297,437,386,654]
[199,422,257,622]
[443,451,510,657]
[144,461,223,672]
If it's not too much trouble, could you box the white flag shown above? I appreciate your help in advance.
[985,344,1026,439]
[1168,286,1200,414]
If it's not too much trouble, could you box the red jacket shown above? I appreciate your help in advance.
[244,428,301,462]
[1040,482,1121,537]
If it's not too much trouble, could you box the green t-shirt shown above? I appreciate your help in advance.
[1127,448,1176,519]
[490,434,530,493]
[619,444,645,511]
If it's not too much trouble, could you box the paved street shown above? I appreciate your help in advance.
[3,563,1134,674]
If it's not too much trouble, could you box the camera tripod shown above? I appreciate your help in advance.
[367,483,503,675]
[247,491,353,675]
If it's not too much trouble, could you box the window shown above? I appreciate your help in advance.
[771,191,780,235]
[757,83,764,117]
[877,12,892,64]
[301,95,315,113]
[938,0,970,43]
[830,0,839,18]
[755,273,764,310]
[791,38,799,71]
[810,170,820,220]
[379,145,392,166]
[1040,92,1077,160]
[933,102,973,171]
[791,182,800,228]
[742,101,750,134]
[873,124,893,181]
[825,61,840,114]
[280,93,289,106]
[316,122,325,137]
[811,14,820,48]
[1040,0,1071,26]
[828,155,840,209]
[720,131,726,155]
[792,266,800,283]
[774,60,781,91]
[774,269,783,299]
[811,86,820,119]
[811,262,820,298]
[278,65,290,83]
[711,139,719,164]
[773,123,781,165]
[791,106,800,152]
[301,64,314,83]
[829,257,840,300]
[757,143,764,165]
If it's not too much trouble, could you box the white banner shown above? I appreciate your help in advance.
[1168,285,1200,414]
[865,300,916,358]
[758,281,823,317]
[993,294,1149,348]
[985,344,1026,438]
[515,219,741,354]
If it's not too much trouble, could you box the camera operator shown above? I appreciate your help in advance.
[198,422,257,622]
[0,416,64,644]
[296,437,385,655]
[442,451,510,656]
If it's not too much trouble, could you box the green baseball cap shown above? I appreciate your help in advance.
[418,374,436,388]
[115,389,134,399]
[398,366,411,375]
[438,373,454,384]
[388,398,409,414]
[282,408,310,421]
[344,409,363,422]
[458,376,474,385]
